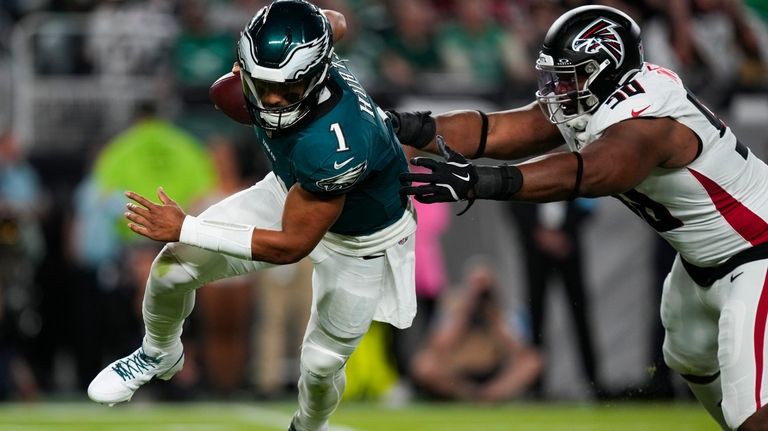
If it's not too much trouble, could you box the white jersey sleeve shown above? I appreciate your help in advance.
[573,63,768,266]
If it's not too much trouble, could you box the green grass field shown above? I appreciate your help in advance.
[0,401,719,431]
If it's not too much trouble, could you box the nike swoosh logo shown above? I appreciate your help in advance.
[334,157,354,170]
[730,272,744,282]
[631,105,651,117]
[452,172,470,181]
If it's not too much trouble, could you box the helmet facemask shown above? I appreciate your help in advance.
[535,57,606,125]
[240,60,330,131]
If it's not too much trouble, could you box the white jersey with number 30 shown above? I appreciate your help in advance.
[561,63,768,267]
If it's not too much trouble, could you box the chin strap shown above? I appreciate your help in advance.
[565,114,592,150]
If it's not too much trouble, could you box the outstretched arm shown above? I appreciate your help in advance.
[125,185,343,264]
[393,102,563,160]
[517,116,695,200]
[252,184,343,263]
[401,116,699,204]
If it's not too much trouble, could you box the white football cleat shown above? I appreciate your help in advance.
[88,343,184,406]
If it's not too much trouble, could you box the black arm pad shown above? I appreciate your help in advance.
[473,164,523,200]
[387,110,436,149]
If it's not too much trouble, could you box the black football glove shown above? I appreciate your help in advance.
[400,136,524,215]
[386,110,436,149]
[400,135,477,214]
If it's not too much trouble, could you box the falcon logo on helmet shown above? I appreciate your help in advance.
[572,18,625,67]
[535,6,642,127]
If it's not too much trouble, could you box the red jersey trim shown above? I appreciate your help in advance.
[755,270,768,410]
[689,168,768,246]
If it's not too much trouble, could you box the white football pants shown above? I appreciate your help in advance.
[662,254,768,429]
[142,172,416,431]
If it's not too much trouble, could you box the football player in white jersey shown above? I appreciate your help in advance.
[395,5,768,431]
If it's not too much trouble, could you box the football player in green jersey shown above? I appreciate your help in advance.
[88,2,416,430]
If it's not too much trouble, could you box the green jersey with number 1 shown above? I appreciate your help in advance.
[252,57,408,236]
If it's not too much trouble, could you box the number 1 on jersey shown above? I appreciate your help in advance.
[330,122,349,152]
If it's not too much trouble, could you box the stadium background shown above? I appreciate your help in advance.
[0,0,766,428]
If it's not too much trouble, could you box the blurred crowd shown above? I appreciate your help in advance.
[0,0,767,403]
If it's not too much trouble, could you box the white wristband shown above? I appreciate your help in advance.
[179,215,255,260]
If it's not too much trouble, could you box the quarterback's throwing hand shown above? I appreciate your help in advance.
[124,187,186,242]
[399,135,478,204]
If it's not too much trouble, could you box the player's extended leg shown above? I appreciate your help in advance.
[661,256,727,429]
[88,243,265,405]
[712,259,768,430]
[88,174,286,405]
[290,248,388,431]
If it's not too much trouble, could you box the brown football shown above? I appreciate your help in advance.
[209,70,252,125]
